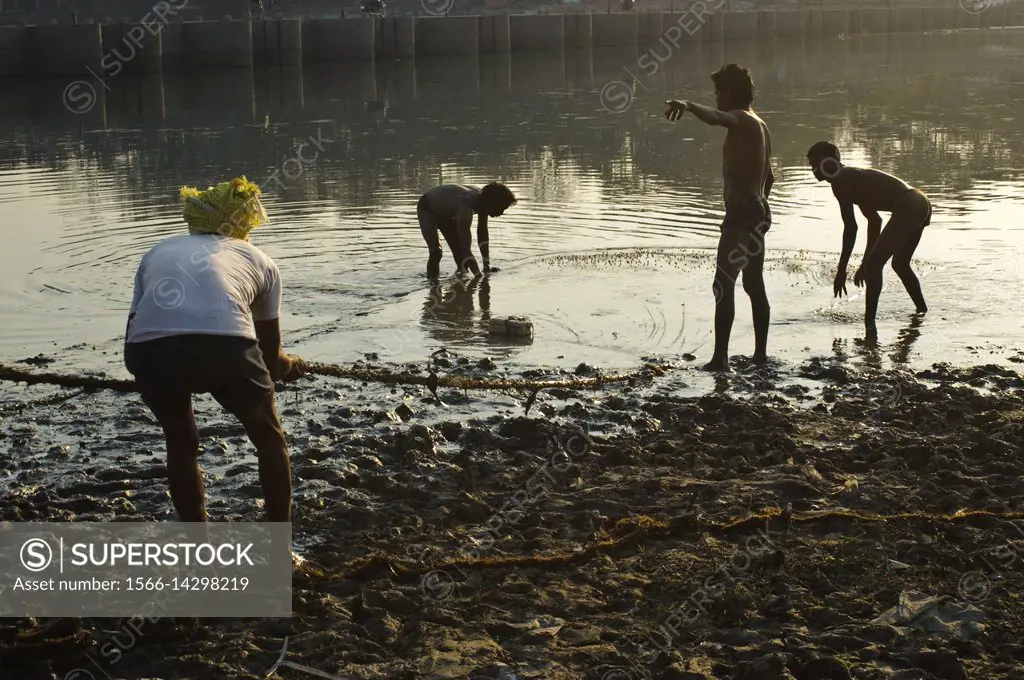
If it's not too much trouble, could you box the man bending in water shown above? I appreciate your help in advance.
[418,182,517,278]
[807,141,930,339]
[665,64,774,372]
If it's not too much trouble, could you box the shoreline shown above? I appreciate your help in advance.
[1,351,1022,678]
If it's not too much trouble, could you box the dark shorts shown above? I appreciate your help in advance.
[124,334,274,420]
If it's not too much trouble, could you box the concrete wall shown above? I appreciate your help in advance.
[1010,3,1024,28]
[0,7,1016,77]
[101,22,163,75]
[415,15,478,56]
[893,7,923,34]
[100,24,160,75]
[0,26,27,76]
[955,8,983,30]
[27,23,102,74]
[377,16,415,59]
[478,14,509,54]
[929,7,954,31]
[774,9,806,40]
[564,12,591,50]
[983,4,1010,29]
[304,18,374,63]
[252,18,301,66]
[591,12,637,48]
[723,11,756,42]
[181,20,252,68]
[509,14,562,52]
[757,9,777,41]
[638,11,662,46]
[807,8,823,36]
[820,9,851,37]
[160,22,183,69]
[704,9,724,43]
[860,8,890,34]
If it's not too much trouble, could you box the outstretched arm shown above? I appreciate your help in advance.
[666,100,739,127]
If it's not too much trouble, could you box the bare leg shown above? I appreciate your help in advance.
[231,396,292,522]
[458,226,482,277]
[891,224,927,313]
[153,395,208,522]
[419,209,443,279]
[704,230,743,372]
[742,233,770,365]
[861,210,921,337]
[439,223,466,275]
[864,267,883,342]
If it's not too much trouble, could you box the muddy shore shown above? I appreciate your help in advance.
[1,350,1023,680]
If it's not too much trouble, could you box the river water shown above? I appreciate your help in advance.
[1,29,1022,380]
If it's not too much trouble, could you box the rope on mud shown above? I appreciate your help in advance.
[0,361,665,396]
[0,388,88,414]
[298,507,1024,585]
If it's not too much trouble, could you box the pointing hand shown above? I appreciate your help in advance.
[665,100,687,121]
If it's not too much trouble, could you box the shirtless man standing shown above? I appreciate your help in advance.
[807,141,930,339]
[666,64,775,371]
[417,182,517,279]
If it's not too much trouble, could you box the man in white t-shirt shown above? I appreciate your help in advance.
[124,177,303,523]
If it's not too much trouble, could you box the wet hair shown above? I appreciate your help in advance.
[807,141,840,163]
[479,181,517,211]
[710,64,754,109]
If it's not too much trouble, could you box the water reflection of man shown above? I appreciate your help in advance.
[421,276,492,346]
[889,313,924,365]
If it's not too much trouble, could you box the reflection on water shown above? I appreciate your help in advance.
[1,30,1023,375]
[422,276,492,348]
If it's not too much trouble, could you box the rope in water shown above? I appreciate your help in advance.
[0,360,668,395]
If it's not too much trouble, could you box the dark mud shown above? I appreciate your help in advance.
[2,352,1024,680]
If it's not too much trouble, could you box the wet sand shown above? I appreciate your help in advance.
[2,349,1024,680]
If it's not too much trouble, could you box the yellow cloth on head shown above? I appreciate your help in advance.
[179,176,269,241]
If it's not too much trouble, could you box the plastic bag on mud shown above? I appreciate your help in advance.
[870,590,986,640]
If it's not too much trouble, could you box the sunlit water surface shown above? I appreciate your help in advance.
[2,30,1023,385]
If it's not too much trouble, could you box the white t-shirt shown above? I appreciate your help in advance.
[126,234,282,344]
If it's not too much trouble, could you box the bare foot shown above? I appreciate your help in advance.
[861,328,880,349]
[752,353,768,366]
[702,357,730,372]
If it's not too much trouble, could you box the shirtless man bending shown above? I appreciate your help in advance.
[666,64,775,372]
[418,182,517,279]
[807,141,930,339]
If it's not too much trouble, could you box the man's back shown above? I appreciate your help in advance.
[421,184,478,222]
[722,109,771,203]
[127,234,280,344]
[831,167,913,214]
